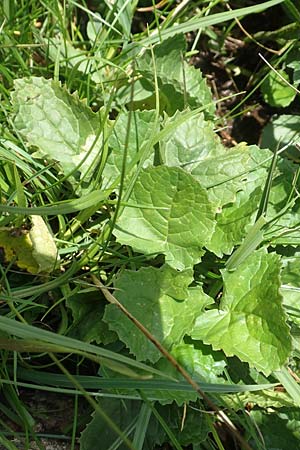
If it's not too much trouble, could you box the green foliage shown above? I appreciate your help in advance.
[191,248,291,375]
[114,166,216,269]
[104,265,211,363]
[261,69,296,107]
[1,0,300,448]
[11,77,107,186]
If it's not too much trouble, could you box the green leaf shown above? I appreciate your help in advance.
[261,114,300,161]
[207,184,263,256]
[191,248,292,375]
[102,110,158,187]
[80,398,165,450]
[80,399,143,450]
[67,292,117,345]
[165,140,269,210]
[103,265,211,363]
[250,410,300,449]
[193,144,270,208]
[114,166,216,270]
[150,338,225,405]
[11,77,105,183]
[156,339,226,384]
[136,35,214,117]
[157,403,210,446]
[261,69,296,107]
[223,389,296,410]
[263,159,300,245]
[160,111,224,169]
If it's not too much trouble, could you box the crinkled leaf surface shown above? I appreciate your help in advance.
[103,265,211,363]
[207,183,263,256]
[11,77,104,182]
[114,166,216,270]
[137,34,214,117]
[160,111,224,169]
[151,331,227,406]
[161,123,270,210]
[279,252,300,327]
[157,339,226,383]
[160,114,270,212]
[191,248,292,375]
[190,144,270,209]
[102,109,158,187]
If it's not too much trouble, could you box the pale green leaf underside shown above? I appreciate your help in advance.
[114,166,216,270]
[191,248,292,375]
[11,77,103,181]
[103,265,211,363]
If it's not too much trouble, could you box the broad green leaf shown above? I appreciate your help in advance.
[261,69,296,107]
[149,338,225,405]
[177,142,270,210]
[264,159,300,245]
[136,34,214,117]
[114,166,216,270]
[67,292,117,345]
[261,114,300,161]
[207,184,263,256]
[156,339,226,384]
[11,77,105,183]
[80,399,140,450]
[157,403,210,446]
[160,111,224,169]
[102,110,158,187]
[160,113,270,213]
[103,265,211,363]
[191,248,292,375]
[80,398,165,450]
[250,410,300,449]
[280,253,300,323]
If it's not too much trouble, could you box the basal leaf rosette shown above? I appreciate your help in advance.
[103,265,211,363]
[191,248,292,375]
[114,166,216,270]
